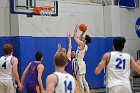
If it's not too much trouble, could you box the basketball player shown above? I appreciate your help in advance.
[95,37,140,93]
[57,33,80,93]
[21,51,45,93]
[57,32,73,75]
[73,25,91,93]
[0,44,23,93]
[45,52,77,93]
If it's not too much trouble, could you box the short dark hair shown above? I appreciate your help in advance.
[113,37,126,51]
[3,44,13,55]
[35,51,43,61]
[54,52,68,67]
[71,49,75,52]
[85,35,91,44]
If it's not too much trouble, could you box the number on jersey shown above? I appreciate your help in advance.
[64,81,72,93]
[116,58,126,69]
[2,61,6,69]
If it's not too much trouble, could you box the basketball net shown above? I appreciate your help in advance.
[33,6,53,23]
[40,9,52,23]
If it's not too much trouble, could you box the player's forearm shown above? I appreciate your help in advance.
[69,37,71,47]
[74,27,77,38]
[67,37,72,60]
[13,71,21,85]
[95,67,102,75]
[68,38,72,52]
[21,72,26,85]
[78,33,84,40]
[38,76,45,91]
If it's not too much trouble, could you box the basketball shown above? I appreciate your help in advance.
[79,24,87,32]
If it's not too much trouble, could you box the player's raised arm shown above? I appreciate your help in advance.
[46,74,57,93]
[57,43,61,53]
[95,52,110,75]
[78,32,85,41]
[67,32,72,61]
[73,24,83,46]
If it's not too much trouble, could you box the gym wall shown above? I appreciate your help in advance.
[0,0,140,92]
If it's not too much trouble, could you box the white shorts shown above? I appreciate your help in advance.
[107,85,132,93]
[0,79,15,93]
[73,60,86,75]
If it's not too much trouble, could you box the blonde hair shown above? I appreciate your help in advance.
[60,48,66,54]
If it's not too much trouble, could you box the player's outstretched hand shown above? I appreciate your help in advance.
[57,43,61,52]
[74,24,79,32]
[67,32,71,40]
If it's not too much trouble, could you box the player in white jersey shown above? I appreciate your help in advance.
[95,37,140,93]
[0,44,22,93]
[73,25,91,93]
[46,52,77,93]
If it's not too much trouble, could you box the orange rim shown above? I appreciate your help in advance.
[33,6,54,14]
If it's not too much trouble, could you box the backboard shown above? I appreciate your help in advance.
[10,0,58,16]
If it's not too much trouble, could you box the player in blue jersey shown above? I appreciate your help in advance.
[21,51,45,93]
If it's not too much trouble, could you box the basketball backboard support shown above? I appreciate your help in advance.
[10,0,58,16]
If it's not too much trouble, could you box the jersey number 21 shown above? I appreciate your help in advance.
[116,58,126,69]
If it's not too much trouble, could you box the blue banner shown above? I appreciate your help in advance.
[136,17,140,38]
[119,0,136,8]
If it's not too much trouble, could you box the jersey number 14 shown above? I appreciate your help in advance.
[64,81,72,93]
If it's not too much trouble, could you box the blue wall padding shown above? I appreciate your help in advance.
[0,37,11,56]
[85,38,106,88]
[0,36,113,92]
[105,37,113,52]
[14,36,37,93]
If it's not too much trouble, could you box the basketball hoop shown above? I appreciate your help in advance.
[33,6,54,23]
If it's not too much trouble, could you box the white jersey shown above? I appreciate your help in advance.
[76,45,88,61]
[0,55,13,79]
[54,72,76,93]
[106,51,131,88]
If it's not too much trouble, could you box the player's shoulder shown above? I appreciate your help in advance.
[12,56,18,61]
[37,63,44,70]
[38,63,44,67]
[47,74,57,78]
[0,56,4,58]
[11,56,18,62]
[9,56,18,65]
[46,73,58,83]
[104,52,110,58]
[122,52,130,56]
